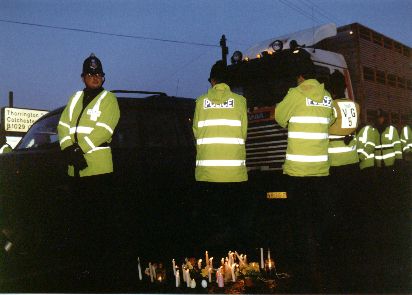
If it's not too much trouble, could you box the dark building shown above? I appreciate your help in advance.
[318,23,412,126]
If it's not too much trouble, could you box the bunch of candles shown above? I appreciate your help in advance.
[137,248,274,288]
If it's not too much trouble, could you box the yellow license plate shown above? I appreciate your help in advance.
[266,192,287,199]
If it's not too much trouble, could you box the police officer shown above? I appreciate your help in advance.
[192,60,248,253]
[373,109,402,169]
[0,139,12,154]
[57,53,120,290]
[275,60,336,292]
[400,124,412,160]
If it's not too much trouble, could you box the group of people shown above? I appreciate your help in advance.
[1,52,409,292]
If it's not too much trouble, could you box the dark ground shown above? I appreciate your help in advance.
[1,166,411,294]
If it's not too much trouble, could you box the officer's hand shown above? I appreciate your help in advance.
[72,145,88,171]
[62,145,77,165]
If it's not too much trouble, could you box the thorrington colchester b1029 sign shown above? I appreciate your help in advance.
[2,107,48,132]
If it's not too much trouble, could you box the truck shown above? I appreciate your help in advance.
[225,23,354,183]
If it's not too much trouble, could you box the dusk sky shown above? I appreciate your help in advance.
[1,0,411,111]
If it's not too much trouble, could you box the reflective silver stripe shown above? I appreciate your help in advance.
[288,132,328,140]
[404,127,409,140]
[70,126,93,134]
[0,145,8,153]
[196,160,246,166]
[90,91,108,116]
[198,119,241,127]
[393,140,401,145]
[359,126,370,144]
[375,152,395,160]
[59,136,71,145]
[365,141,375,147]
[96,122,114,134]
[328,145,356,153]
[86,146,110,154]
[384,126,394,141]
[58,121,70,129]
[328,135,345,139]
[376,143,394,149]
[69,91,83,121]
[286,154,328,162]
[357,149,371,158]
[84,136,95,149]
[395,151,402,155]
[197,137,244,145]
[289,116,330,124]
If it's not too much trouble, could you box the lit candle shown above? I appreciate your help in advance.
[190,278,196,288]
[260,248,264,269]
[205,251,209,267]
[138,257,142,280]
[198,259,202,270]
[221,258,224,266]
[176,269,180,287]
[210,257,213,269]
[217,268,224,287]
[186,269,190,287]
[149,262,154,283]
[208,267,212,283]
[231,264,236,282]
[268,248,271,261]
[182,264,186,282]
[172,259,176,276]
[244,255,247,264]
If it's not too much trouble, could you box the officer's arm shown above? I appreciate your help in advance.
[274,90,294,128]
[329,96,337,126]
[192,99,200,139]
[393,129,403,160]
[241,97,248,139]
[57,97,74,151]
[78,94,120,154]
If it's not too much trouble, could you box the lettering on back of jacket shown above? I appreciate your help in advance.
[203,98,235,109]
[306,96,332,108]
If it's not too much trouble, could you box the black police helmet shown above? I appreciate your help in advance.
[209,60,228,83]
[81,53,105,77]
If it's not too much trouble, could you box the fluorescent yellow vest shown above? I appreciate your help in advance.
[192,83,248,182]
[375,125,402,167]
[275,79,335,177]
[357,125,377,170]
[57,90,120,177]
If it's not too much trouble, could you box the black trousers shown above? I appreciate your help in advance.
[67,173,116,290]
[283,175,336,292]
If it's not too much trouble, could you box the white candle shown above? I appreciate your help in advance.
[176,269,180,287]
[149,262,154,283]
[198,259,202,270]
[205,251,209,267]
[217,268,224,287]
[172,259,176,276]
[210,257,213,269]
[268,248,271,261]
[208,267,212,283]
[260,248,264,269]
[186,269,190,287]
[221,258,224,266]
[182,264,186,281]
[190,279,196,288]
[231,265,236,282]
[138,257,142,280]
[244,254,247,264]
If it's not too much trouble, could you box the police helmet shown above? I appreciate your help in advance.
[81,53,105,77]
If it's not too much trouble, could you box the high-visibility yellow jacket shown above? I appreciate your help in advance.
[328,98,360,167]
[375,125,402,167]
[192,83,248,182]
[0,144,12,154]
[275,79,335,177]
[400,125,412,154]
[357,125,377,170]
[58,89,120,177]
